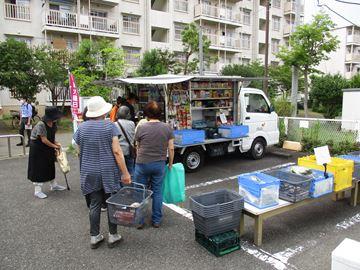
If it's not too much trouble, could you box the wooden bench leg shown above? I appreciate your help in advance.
[350,182,359,207]
[254,215,263,246]
[239,212,245,236]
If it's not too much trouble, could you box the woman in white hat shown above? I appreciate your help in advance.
[73,96,131,249]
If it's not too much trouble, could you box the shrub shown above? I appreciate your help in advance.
[274,98,293,117]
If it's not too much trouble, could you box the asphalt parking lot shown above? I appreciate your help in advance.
[1,144,360,270]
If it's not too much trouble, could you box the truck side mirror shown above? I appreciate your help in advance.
[269,105,275,113]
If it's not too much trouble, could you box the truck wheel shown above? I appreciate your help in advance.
[182,148,204,173]
[250,138,266,160]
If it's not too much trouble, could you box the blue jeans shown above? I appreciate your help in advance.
[134,161,166,224]
[124,155,135,176]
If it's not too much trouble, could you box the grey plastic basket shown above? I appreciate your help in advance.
[264,170,312,203]
[190,189,244,218]
[349,151,360,156]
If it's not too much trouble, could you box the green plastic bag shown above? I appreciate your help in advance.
[162,163,185,204]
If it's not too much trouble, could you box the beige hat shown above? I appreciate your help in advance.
[85,96,112,118]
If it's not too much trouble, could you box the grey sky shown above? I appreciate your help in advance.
[304,0,360,27]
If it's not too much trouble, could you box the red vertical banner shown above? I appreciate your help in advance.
[69,73,80,119]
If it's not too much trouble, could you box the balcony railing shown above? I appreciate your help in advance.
[346,54,360,62]
[194,4,241,24]
[4,3,31,21]
[283,24,294,35]
[284,2,304,14]
[206,34,241,50]
[347,35,360,44]
[174,0,188,12]
[44,10,119,34]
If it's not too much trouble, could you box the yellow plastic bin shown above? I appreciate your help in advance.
[298,155,354,192]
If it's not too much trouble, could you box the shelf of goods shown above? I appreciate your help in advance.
[192,107,232,111]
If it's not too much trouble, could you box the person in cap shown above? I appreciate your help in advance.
[73,96,131,249]
[28,106,65,199]
[116,106,135,176]
[109,96,125,122]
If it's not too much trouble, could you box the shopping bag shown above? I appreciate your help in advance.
[56,149,70,174]
[162,163,185,204]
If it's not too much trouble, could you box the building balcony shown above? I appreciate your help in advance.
[4,3,31,21]
[284,2,304,14]
[42,9,119,37]
[205,34,241,52]
[93,0,120,6]
[194,4,241,27]
[346,53,360,63]
[347,35,360,44]
[283,24,294,36]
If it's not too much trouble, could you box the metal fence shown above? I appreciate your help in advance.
[279,117,360,144]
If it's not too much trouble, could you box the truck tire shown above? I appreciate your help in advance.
[250,138,266,160]
[182,148,204,173]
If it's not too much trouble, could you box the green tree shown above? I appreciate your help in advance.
[181,23,212,74]
[136,49,178,76]
[277,13,339,117]
[35,47,69,106]
[70,39,125,100]
[310,74,349,118]
[0,38,42,100]
[349,73,360,88]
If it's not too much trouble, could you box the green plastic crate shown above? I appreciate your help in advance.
[195,230,240,257]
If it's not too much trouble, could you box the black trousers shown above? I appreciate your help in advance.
[19,117,31,144]
[86,190,117,236]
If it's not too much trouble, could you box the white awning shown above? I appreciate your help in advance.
[95,75,194,86]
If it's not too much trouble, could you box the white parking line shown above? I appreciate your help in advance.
[336,213,360,230]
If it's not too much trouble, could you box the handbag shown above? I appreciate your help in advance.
[162,163,186,204]
[56,148,70,174]
[117,121,136,159]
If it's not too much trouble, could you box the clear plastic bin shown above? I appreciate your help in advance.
[238,173,280,209]
[310,170,334,198]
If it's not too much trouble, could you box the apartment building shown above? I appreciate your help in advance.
[317,25,360,79]
[0,0,304,111]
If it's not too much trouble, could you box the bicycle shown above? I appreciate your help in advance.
[10,110,41,130]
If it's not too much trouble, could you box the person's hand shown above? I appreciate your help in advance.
[168,163,173,170]
[54,142,61,149]
[122,173,132,185]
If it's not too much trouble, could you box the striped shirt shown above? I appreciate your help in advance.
[73,119,121,195]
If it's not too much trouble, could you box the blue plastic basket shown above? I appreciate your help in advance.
[308,169,334,198]
[339,155,360,179]
[238,172,280,209]
[218,125,249,139]
[174,129,205,145]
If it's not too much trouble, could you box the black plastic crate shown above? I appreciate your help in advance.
[264,170,312,203]
[195,230,240,257]
[192,210,242,237]
[190,189,244,218]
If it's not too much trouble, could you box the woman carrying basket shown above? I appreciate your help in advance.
[28,106,65,199]
[73,96,131,249]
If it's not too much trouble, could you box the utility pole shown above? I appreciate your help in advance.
[264,0,270,94]
[199,26,204,75]
[291,0,301,116]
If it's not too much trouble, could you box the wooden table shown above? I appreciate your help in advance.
[239,179,360,246]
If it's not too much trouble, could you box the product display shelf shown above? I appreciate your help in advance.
[191,97,233,101]
[191,87,233,90]
[192,106,232,111]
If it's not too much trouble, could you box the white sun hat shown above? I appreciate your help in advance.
[85,96,112,118]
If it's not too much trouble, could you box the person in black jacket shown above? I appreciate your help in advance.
[123,93,138,123]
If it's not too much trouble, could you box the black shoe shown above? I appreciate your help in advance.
[16,143,23,146]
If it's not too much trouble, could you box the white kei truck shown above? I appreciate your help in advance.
[97,75,279,173]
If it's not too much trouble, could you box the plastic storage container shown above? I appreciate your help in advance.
[106,185,153,227]
[339,155,360,179]
[190,189,244,237]
[218,125,249,139]
[195,230,240,257]
[275,166,334,199]
[238,172,280,209]
[264,169,312,202]
[332,238,360,270]
[298,155,354,192]
[174,129,205,145]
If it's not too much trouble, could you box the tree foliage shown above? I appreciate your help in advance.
[136,49,179,76]
[0,38,42,100]
[181,23,212,74]
[349,73,360,88]
[310,74,349,118]
[34,47,69,106]
[277,13,339,117]
[70,39,125,100]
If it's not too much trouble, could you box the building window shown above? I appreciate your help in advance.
[241,34,251,50]
[6,35,32,46]
[123,14,140,34]
[272,16,280,31]
[271,39,280,54]
[174,0,188,12]
[272,0,281,8]
[123,47,141,66]
[242,9,251,25]
[174,23,186,41]
[241,58,250,65]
